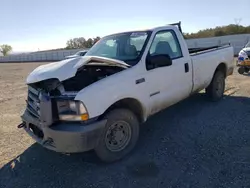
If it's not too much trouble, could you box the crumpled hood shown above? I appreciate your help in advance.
[26,56,129,84]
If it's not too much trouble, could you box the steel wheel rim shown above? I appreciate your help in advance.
[105,121,132,152]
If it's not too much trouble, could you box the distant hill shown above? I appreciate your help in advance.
[184,24,250,39]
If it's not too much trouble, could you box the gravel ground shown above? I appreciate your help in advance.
[1,61,250,188]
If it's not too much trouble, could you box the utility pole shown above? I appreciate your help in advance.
[234,18,242,25]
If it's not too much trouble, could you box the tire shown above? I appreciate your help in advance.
[245,68,250,73]
[238,67,245,74]
[95,108,139,163]
[206,70,225,101]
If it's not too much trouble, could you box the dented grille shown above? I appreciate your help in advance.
[26,86,40,119]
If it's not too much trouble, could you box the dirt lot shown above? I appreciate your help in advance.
[1,61,250,188]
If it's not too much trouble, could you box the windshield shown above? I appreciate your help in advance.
[246,42,250,48]
[85,31,151,66]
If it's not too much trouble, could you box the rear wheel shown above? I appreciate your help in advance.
[206,70,225,101]
[238,67,245,74]
[95,108,139,163]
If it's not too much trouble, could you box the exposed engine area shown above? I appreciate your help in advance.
[28,63,126,95]
[25,63,126,126]
[62,64,125,91]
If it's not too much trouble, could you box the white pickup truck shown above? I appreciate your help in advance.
[19,24,234,162]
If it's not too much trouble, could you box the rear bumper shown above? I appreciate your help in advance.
[20,111,106,153]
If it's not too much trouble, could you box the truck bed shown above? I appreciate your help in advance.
[189,43,231,56]
[190,44,234,93]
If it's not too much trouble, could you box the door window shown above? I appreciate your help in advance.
[149,30,183,59]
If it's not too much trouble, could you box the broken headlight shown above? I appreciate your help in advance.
[57,100,89,121]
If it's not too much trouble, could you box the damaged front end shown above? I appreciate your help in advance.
[24,78,90,131]
[24,60,127,124]
[19,57,127,152]
[26,78,87,123]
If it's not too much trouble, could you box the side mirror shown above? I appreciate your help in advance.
[147,54,172,69]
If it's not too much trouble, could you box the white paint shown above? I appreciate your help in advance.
[26,26,234,121]
[26,56,129,84]
[74,26,234,120]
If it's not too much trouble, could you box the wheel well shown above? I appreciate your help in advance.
[216,63,227,77]
[100,98,144,123]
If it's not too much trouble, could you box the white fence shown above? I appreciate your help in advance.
[186,34,250,55]
[1,34,250,63]
[0,49,85,62]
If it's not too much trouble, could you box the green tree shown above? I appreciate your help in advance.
[66,36,101,49]
[93,36,101,44]
[214,30,226,36]
[85,38,94,48]
[66,37,86,49]
[0,44,12,56]
[184,24,250,39]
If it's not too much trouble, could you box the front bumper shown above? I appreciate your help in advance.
[20,110,107,153]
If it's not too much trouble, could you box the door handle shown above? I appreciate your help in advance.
[184,63,189,73]
[136,78,145,84]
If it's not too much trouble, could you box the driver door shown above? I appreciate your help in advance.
[145,30,192,115]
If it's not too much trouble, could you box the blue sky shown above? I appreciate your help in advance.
[1,0,250,52]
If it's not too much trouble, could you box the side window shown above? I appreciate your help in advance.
[149,30,182,59]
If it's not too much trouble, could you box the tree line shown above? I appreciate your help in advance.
[1,24,250,56]
[66,24,250,48]
[66,36,101,49]
[184,24,250,39]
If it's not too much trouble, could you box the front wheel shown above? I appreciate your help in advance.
[206,71,225,101]
[95,109,139,163]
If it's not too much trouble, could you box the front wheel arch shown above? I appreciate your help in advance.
[99,98,146,124]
